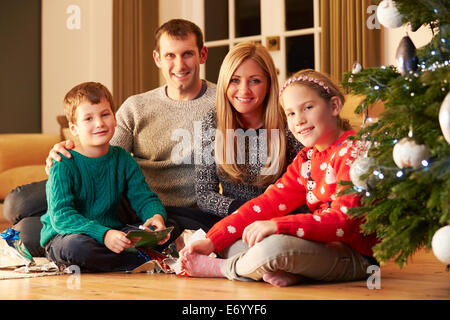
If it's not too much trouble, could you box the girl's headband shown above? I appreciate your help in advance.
[279,75,331,96]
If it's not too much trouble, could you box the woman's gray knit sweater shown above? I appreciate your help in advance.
[195,109,303,218]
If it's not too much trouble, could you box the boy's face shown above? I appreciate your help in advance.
[70,97,116,149]
[153,32,207,99]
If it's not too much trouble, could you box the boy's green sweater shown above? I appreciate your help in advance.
[40,145,166,247]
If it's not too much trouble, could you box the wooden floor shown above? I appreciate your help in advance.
[0,222,449,300]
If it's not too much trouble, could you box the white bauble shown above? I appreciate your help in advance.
[350,156,376,190]
[352,62,362,74]
[432,225,450,264]
[392,138,430,169]
[439,91,450,145]
[377,0,404,29]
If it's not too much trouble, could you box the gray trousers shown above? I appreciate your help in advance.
[219,234,374,283]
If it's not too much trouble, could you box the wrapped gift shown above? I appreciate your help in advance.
[0,228,34,268]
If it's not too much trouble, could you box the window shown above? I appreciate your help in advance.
[201,0,321,83]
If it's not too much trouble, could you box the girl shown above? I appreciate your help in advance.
[196,41,303,219]
[180,69,378,287]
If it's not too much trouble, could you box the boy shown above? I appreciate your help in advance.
[40,82,170,272]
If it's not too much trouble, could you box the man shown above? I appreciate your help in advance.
[4,19,221,257]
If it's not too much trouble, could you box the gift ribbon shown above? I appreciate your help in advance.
[1,228,21,243]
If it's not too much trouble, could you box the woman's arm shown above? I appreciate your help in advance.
[195,111,243,217]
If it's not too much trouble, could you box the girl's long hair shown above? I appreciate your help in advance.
[215,42,287,186]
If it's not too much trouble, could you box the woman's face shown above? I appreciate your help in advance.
[226,58,269,128]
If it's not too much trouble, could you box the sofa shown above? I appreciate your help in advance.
[0,133,61,223]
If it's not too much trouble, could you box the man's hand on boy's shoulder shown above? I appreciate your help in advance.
[45,140,75,175]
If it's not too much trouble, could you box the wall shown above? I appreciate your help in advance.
[0,1,41,133]
[42,0,112,134]
[383,24,434,66]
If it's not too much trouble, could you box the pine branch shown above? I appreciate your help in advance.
[340,1,450,267]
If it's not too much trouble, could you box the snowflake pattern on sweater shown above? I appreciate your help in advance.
[206,130,378,257]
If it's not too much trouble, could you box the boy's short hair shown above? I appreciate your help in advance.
[64,82,115,124]
[154,19,204,53]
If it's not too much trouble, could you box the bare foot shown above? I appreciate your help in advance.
[181,251,225,278]
[262,271,303,287]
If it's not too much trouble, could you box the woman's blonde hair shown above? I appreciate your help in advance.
[215,41,287,186]
[280,69,351,131]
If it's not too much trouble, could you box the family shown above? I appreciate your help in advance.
[3,19,378,287]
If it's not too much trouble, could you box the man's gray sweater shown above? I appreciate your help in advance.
[110,82,216,207]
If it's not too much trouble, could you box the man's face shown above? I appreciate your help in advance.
[153,32,207,100]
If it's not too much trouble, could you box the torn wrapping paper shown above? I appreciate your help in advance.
[129,228,208,275]
[14,258,59,274]
[0,258,62,280]
[128,248,172,274]
[0,228,34,269]
[164,228,210,275]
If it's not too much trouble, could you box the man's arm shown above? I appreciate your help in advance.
[45,140,75,175]
[109,97,136,152]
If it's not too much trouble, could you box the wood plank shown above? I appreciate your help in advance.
[0,248,448,300]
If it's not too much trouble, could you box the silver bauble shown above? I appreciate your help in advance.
[439,91,450,145]
[392,138,430,169]
[395,36,418,76]
[350,156,376,190]
[376,0,404,29]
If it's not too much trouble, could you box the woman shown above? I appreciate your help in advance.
[195,41,303,219]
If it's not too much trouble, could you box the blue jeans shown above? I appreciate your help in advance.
[4,181,219,258]
[3,180,48,257]
[45,224,148,272]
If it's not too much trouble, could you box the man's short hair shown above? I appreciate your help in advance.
[64,82,115,124]
[154,19,204,53]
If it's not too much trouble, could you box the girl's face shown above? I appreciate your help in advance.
[282,84,342,152]
[226,58,269,128]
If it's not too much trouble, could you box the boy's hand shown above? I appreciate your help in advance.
[45,140,75,175]
[242,220,277,247]
[142,214,170,244]
[104,229,133,253]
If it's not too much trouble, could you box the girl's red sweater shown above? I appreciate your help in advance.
[206,130,378,257]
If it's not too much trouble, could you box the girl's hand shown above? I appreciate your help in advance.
[179,239,215,259]
[242,220,277,247]
[142,214,170,244]
[104,229,133,253]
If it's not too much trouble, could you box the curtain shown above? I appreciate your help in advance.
[320,0,383,84]
[112,0,159,110]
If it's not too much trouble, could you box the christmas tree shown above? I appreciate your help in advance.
[341,0,450,268]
